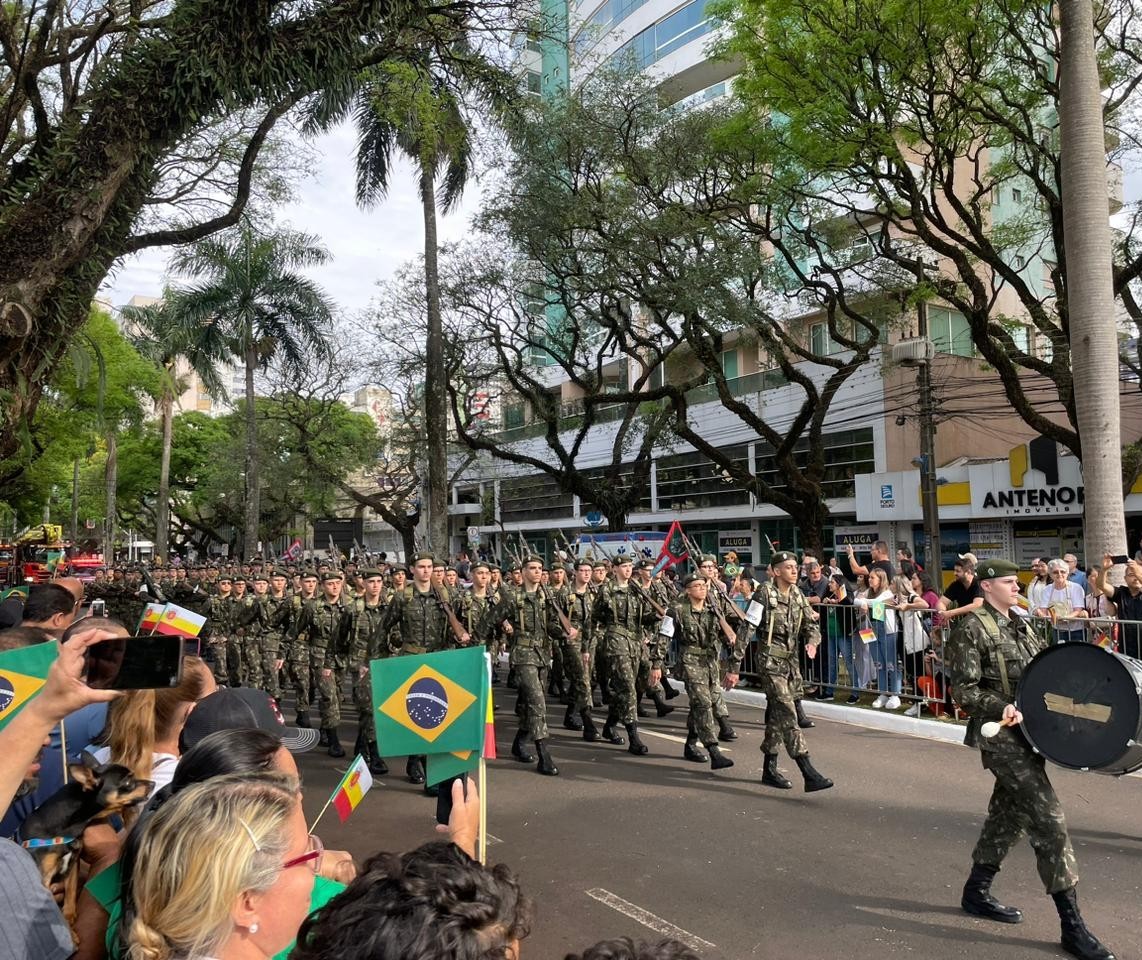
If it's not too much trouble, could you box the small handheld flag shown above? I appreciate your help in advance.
[310,755,375,831]
[0,641,57,732]
[858,628,876,644]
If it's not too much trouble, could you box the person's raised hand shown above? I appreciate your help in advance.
[435,776,480,859]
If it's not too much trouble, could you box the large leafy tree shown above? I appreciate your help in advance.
[167,223,335,557]
[308,44,510,555]
[0,0,516,481]
[121,297,229,561]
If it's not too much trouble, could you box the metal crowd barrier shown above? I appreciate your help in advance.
[725,610,1142,720]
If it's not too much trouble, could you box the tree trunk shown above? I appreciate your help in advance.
[105,431,118,561]
[243,348,260,560]
[157,384,174,561]
[70,458,80,544]
[421,166,450,558]
[1059,0,1127,563]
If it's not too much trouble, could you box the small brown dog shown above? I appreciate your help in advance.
[18,756,152,937]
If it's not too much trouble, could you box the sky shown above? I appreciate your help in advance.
[100,121,482,322]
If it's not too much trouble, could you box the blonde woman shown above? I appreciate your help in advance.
[852,567,901,709]
[126,772,314,960]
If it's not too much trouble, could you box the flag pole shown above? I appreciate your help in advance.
[59,722,68,784]
[478,756,487,865]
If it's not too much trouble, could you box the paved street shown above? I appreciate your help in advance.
[297,694,1142,960]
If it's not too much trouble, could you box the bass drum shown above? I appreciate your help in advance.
[1017,642,1142,775]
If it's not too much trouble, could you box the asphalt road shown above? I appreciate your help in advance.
[296,692,1142,960]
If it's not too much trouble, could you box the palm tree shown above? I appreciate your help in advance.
[168,223,335,558]
[307,51,508,556]
[122,297,229,561]
[1058,0,1127,562]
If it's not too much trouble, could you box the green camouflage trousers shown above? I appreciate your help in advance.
[314,660,341,730]
[562,640,591,714]
[760,670,808,757]
[604,642,640,727]
[259,642,282,699]
[242,635,263,690]
[681,652,720,747]
[206,637,229,684]
[353,667,375,741]
[288,659,310,712]
[635,641,664,697]
[513,662,549,741]
[226,636,242,687]
[974,749,1079,894]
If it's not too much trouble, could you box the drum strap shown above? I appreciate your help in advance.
[976,608,1010,697]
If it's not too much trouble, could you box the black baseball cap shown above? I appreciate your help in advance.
[180,688,319,754]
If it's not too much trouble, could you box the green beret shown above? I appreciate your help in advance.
[523,554,544,566]
[613,554,633,566]
[681,572,703,588]
[270,570,287,578]
[591,559,608,569]
[301,568,318,579]
[471,561,491,572]
[771,551,797,566]
[976,558,1020,580]
[635,559,653,571]
[252,572,269,582]
[389,563,408,574]
[700,554,718,565]
[321,570,344,582]
[362,568,383,580]
[217,574,232,583]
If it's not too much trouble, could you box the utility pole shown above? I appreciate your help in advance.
[916,301,942,580]
[70,459,79,543]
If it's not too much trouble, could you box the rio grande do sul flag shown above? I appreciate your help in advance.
[331,754,373,823]
[0,640,56,732]
[372,646,486,757]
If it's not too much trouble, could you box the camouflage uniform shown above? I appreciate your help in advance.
[459,588,499,661]
[205,590,235,685]
[495,585,555,741]
[294,595,352,730]
[674,597,739,748]
[592,580,652,727]
[754,580,819,758]
[381,586,454,654]
[232,594,263,690]
[706,588,739,721]
[635,577,670,699]
[282,591,315,714]
[946,603,1078,894]
[553,586,594,715]
[258,591,290,699]
[349,596,389,742]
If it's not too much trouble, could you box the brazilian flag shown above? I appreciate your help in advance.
[0,640,57,731]
[1,585,29,603]
[371,647,486,757]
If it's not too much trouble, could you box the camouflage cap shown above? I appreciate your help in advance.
[976,558,1020,580]
[771,551,797,566]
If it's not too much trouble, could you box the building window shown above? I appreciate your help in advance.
[1012,188,1022,203]
[810,321,850,356]
[721,349,739,379]
[926,305,973,357]
[527,71,541,95]
[503,403,525,429]
[1013,254,1025,269]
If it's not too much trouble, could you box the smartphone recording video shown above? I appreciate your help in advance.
[84,635,184,690]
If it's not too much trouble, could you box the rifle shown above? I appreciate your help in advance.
[628,578,667,619]
[681,530,744,624]
[432,585,471,646]
[541,584,575,640]
[556,529,579,561]
[137,561,167,604]
[328,536,341,572]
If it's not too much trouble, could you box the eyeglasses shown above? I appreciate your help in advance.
[281,833,323,874]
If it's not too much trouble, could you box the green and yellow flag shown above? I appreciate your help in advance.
[0,640,57,731]
[371,647,486,757]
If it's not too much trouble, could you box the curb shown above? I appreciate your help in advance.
[723,688,970,747]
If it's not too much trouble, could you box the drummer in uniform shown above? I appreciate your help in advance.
[946,558,1114,960]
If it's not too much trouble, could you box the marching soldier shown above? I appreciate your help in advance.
[293,570,353,758]
[672,572,734,770]
[382,552,470,784]
[282,569,319,727]
[592,554,653,755]
[349,569,390,775]
[557,557,600,740]
[494,555,562,775]
[697,555,740,742]
[751,551,833,792]
[460,560,500,669]
[205,574,234,685]
[633,559,675,720]
[946,559,1114,960]
[229,577,250,687]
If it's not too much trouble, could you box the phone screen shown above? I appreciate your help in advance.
[84,636,185,690]
[1111,555,1131,565]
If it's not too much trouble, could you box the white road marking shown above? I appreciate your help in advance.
[485,833,502,845]
[586,888,716,952]
[639,729,731,753]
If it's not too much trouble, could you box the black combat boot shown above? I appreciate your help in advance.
[662,675,680,700]
[625,723,649,756]
[961,864,1023,924]
[535,739,559,776]
[795,699,815,729]
[367,741,389,776]
[601,721,626,745]
[325,727,346,759]
[406,755,426,784]
[761,752,793,789]
[296,710,312,729]
[563,704,584,731]
[353,732,367,763]
[794,754,833,792]
[652,688,675,718]
[636,697,650,719]
[581,710,601,742]
[708,744,734,770]
[511,729,536,763]
[683,736,709,763]
[717,715,738,742]
[318,729,329,747]
[1053,887,1116,960]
